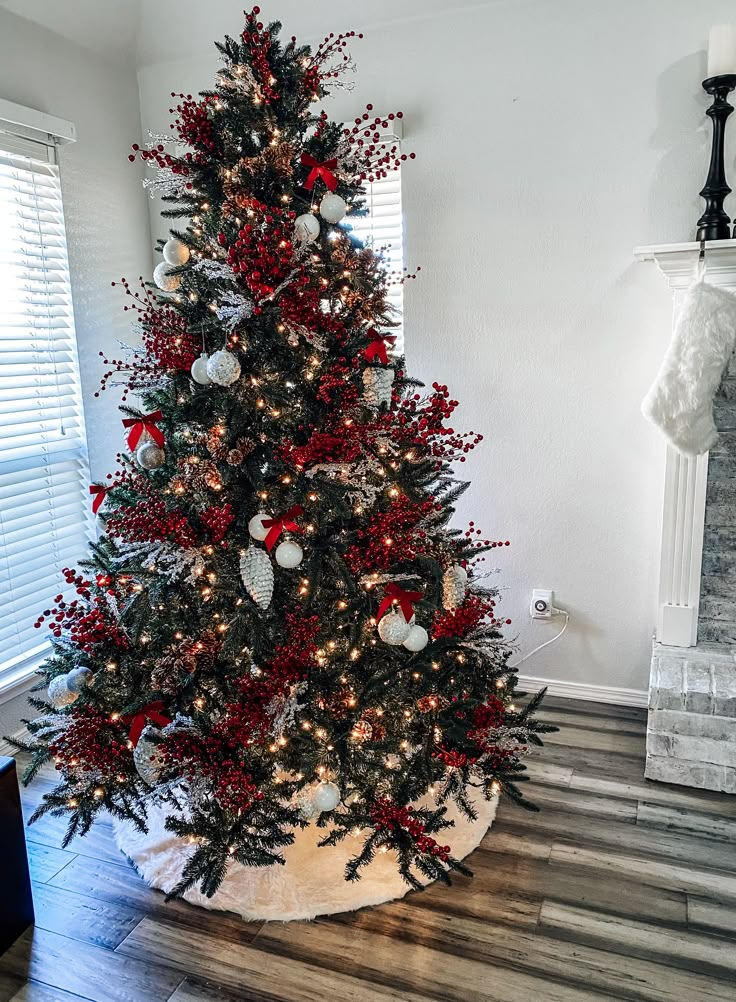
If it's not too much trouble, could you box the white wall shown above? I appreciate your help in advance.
[136,0,736,696]
[0,8,151,735]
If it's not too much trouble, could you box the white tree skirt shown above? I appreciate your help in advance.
[112,792,498,922]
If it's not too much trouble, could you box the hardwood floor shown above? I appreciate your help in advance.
[2,696,736,1001]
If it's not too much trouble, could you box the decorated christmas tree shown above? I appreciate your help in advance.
[19,8,555,900]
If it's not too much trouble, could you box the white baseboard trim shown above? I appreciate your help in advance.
[518,674,648,708]
[0,724,31,758]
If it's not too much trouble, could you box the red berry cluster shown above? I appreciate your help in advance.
[432,746,476,768]
[432,595,495,639]
[162,727,263,814]
[305,30,363,98]
[286,431,360,469]
[370,798,451,862]
[316,362,360,409]
[128,142,195,179]
[107,500,198,550]
[242,8,279,104]
[262,613,321,686]
[396,384,483,465]
[222,203,304,300]
[470,696,506,735]
[34,569,128,652]
[99,279,198,399]
[48,706,128,776]
[169,93,218,154]
[343,107,415,182]
[201,503,234,543]
[345,495,436,573]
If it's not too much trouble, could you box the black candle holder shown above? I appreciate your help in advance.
[696,73,736,242]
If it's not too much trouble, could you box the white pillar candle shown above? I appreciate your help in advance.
[708,24,736,78]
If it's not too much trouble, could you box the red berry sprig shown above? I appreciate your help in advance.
[370,798,451,862]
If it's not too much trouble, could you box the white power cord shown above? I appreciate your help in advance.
[508,610,569,670]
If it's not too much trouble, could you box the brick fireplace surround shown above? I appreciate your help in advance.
[636,240,736,793]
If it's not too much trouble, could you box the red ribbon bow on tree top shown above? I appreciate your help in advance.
[122,410,165,452]
[300,152,339,192]
[261,505,304,552]
[89,484,107,514]
[123,701,172,747]
[377,583,423,623]
[364,329,397,365]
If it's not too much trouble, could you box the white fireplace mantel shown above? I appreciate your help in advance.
[635,240,736,647]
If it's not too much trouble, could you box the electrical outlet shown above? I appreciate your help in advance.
[530,589,554,619]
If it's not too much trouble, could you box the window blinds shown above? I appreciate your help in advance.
[349,169,404,350]
[0,132,92,691]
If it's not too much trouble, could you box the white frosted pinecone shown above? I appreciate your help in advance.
[240,546,274,610]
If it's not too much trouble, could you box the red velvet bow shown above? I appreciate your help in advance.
[89,484,107,515]
[261,505,304,552]
[364,329,397,365]
[300,152,339,192]
[122,410,165,451]
[123,701,172,747]
[377,583,423,623]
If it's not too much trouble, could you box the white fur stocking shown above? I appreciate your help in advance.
[642,280,736,456]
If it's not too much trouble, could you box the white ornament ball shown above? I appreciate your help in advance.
[403,624,429,652]
[66,668,91,693]
[136,441,166,470]
[163,237,190,266]
[248,513,271,542]
[190,354,212,385]
[319,192,347,224]
[275,539,303,569]
[48,675,77,708]
[153,261,181,292]
[294,213,321,242]
[206,350,241,386]
[378,611,412,646]
[312,781,341,813]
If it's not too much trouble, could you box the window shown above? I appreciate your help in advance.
[348,131,404,351]
[0,123,92,698]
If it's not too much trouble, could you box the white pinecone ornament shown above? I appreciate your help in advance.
[362,367,394,409]
[240,547,274,610]
[133,725,164,785]
[442,564,468,610]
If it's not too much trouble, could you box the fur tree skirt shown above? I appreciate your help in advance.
[112,792,498,922]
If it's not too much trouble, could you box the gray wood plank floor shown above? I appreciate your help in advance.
[2,696,736,1001]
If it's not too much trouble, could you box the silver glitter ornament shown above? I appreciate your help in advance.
[136,441,166,470]
[239,546,274,610]
[377,610,412,646]
[48,675,77,708]
[66,667,91,693]
[153,261,181,292]
[442,564,468,610]
[133,725,164,785]
[206,350,241,386]
[362,368,394,409]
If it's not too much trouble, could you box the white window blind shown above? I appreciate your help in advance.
[350,167,404,350]
[0,129,92,694]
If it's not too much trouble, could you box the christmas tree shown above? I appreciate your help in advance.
[19,8,555,899]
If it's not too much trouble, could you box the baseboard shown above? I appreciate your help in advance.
[0,725,31,758]
[518,674,648,708]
